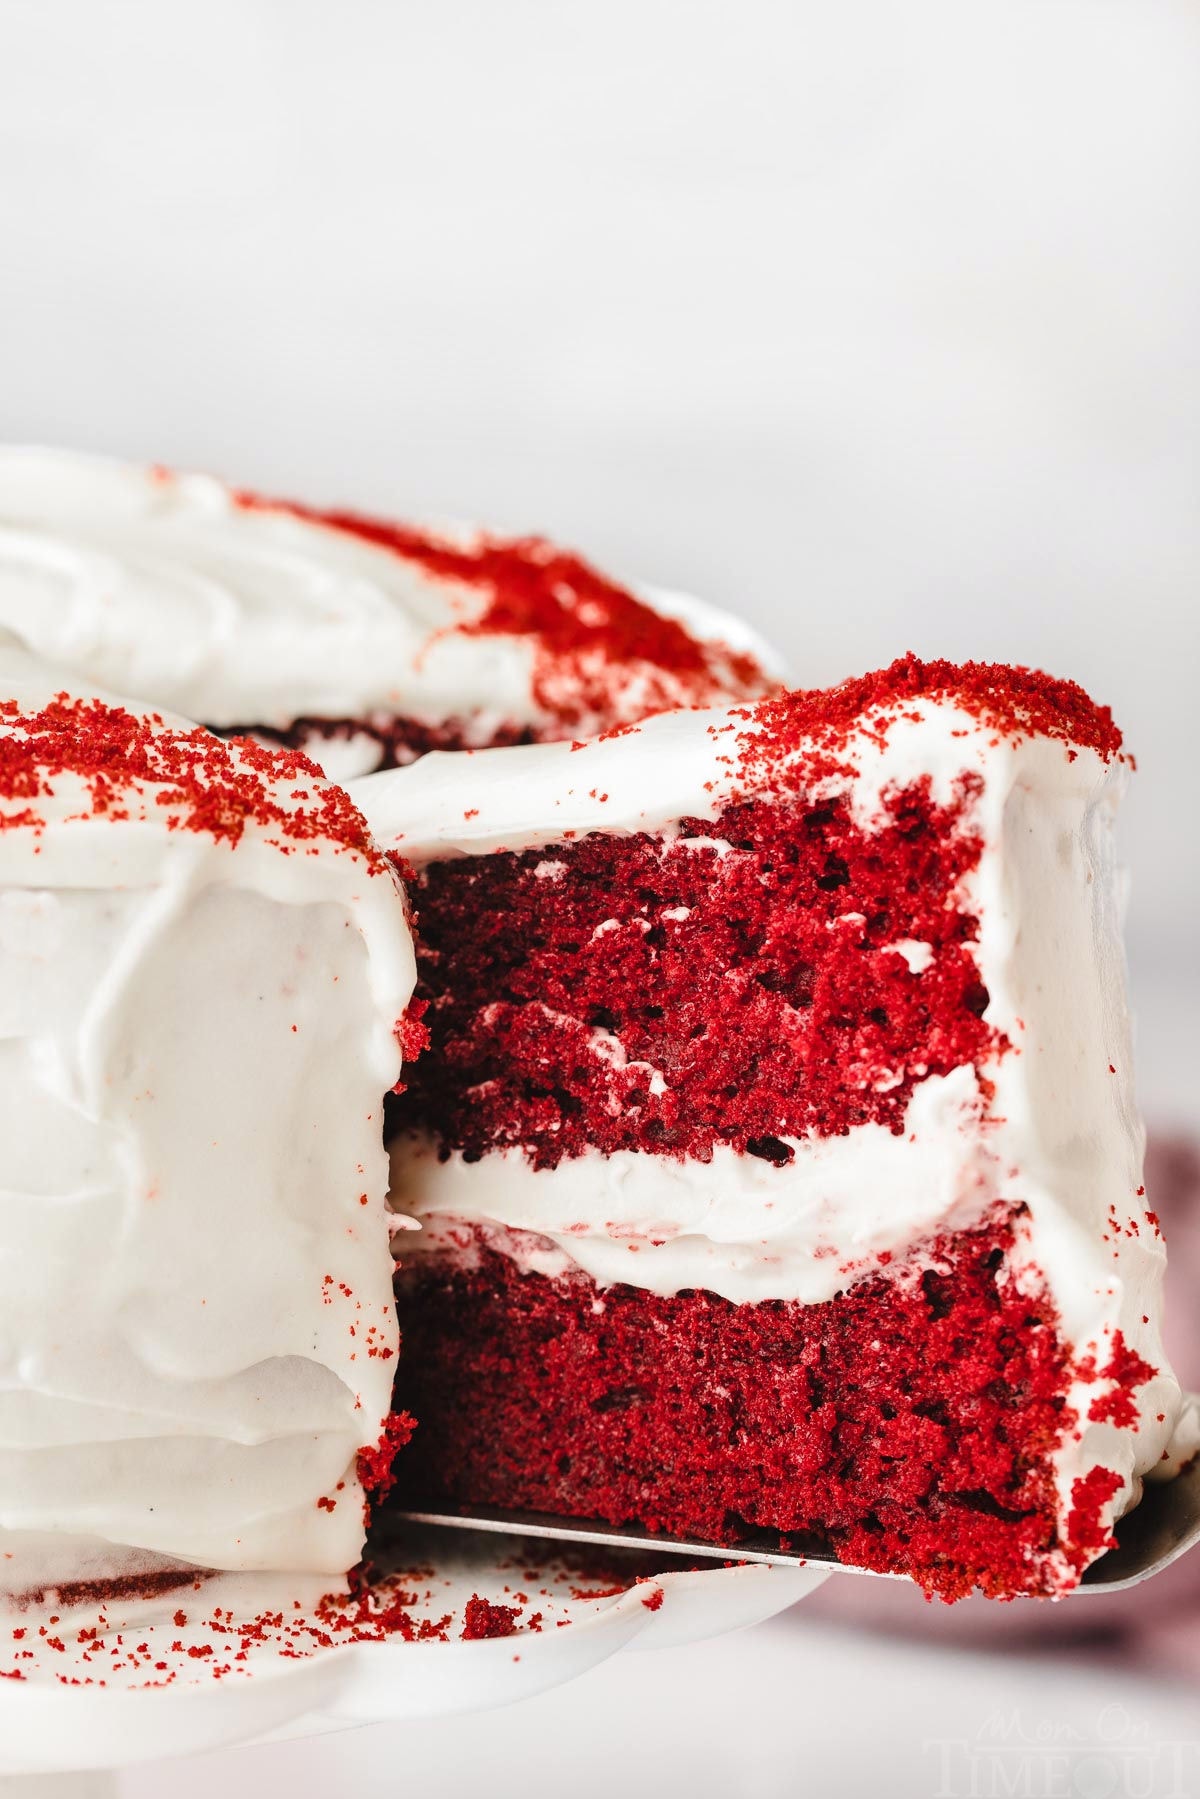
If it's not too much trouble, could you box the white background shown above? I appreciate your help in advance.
[1,1,1197,1791]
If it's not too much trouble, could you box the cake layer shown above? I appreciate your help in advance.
[0,649,417,1592]
[367,661,1183,1585]
[0,448,776,763]
[387,783,998,1164]
[394,1215,1132,1601]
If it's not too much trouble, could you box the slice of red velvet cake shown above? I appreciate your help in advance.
[360,656,1183,1601]
[0,447,778,778]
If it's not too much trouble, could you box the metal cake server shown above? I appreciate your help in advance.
[394,1430,1200,1594]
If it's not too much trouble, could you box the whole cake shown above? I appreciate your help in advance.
[0,451,1183,1608]
[0,448,777,779]
[365,656,1183,1600]
[0,646,416,1602]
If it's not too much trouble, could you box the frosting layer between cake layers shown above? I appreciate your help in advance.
[0,447,776,769]
[0,649,416,1596]
[362,666,1183,1573]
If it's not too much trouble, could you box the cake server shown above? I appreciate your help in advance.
[393,1430,1200,1595]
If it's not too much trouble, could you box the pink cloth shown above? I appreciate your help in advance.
[802,1136,1200,1677]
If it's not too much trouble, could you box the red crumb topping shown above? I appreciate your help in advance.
[394,1207,1138,1601]
[1081,1331,1158,1428]
[391,998,431,1098]
[1063,1467,1124,1576]
[460,1595,523,1640]
[357,1409,417,1503]
[234,490,771,730]
[729,655,1123,789]
[391,782,1001,1165]
[0,692,384,864]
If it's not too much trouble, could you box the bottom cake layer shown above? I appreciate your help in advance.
[392,1206,1129,1601]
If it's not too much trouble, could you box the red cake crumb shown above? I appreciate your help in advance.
[0,692,385,866]
[357,1409,417,1503]
[314,1580,454,1646]
[729,656,1124,798]
[392,1206,1148,1602]
[1062,1467,1124,1576]
[391,781,1001,1165]
[234,490,770,732]
[460,1595,523,1640]
[1081,1332,1158,1428]
[392,998,432,1095]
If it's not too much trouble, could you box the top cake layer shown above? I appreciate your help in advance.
[0,448,776,755]
[0,648,416,1596]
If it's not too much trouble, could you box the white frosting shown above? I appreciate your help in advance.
[0,447,778,749]
[0,649,417,1591]
[391,1068,995,1303]
[369,693,1183,1579]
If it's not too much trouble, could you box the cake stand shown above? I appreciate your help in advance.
[0,1525,828,1789]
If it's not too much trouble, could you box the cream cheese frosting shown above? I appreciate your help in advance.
[361,684,1183,1580]
[0,648,416,1594]
[0,447,779,764]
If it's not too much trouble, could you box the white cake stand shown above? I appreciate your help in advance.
[0,1526,828,1790]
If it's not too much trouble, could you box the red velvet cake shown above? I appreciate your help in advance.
[0,644,416,1602]
[359,657,1183,1600]
[0,448,778,779]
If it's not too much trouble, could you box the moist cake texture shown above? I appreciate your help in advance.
[359,656,1183,1599]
